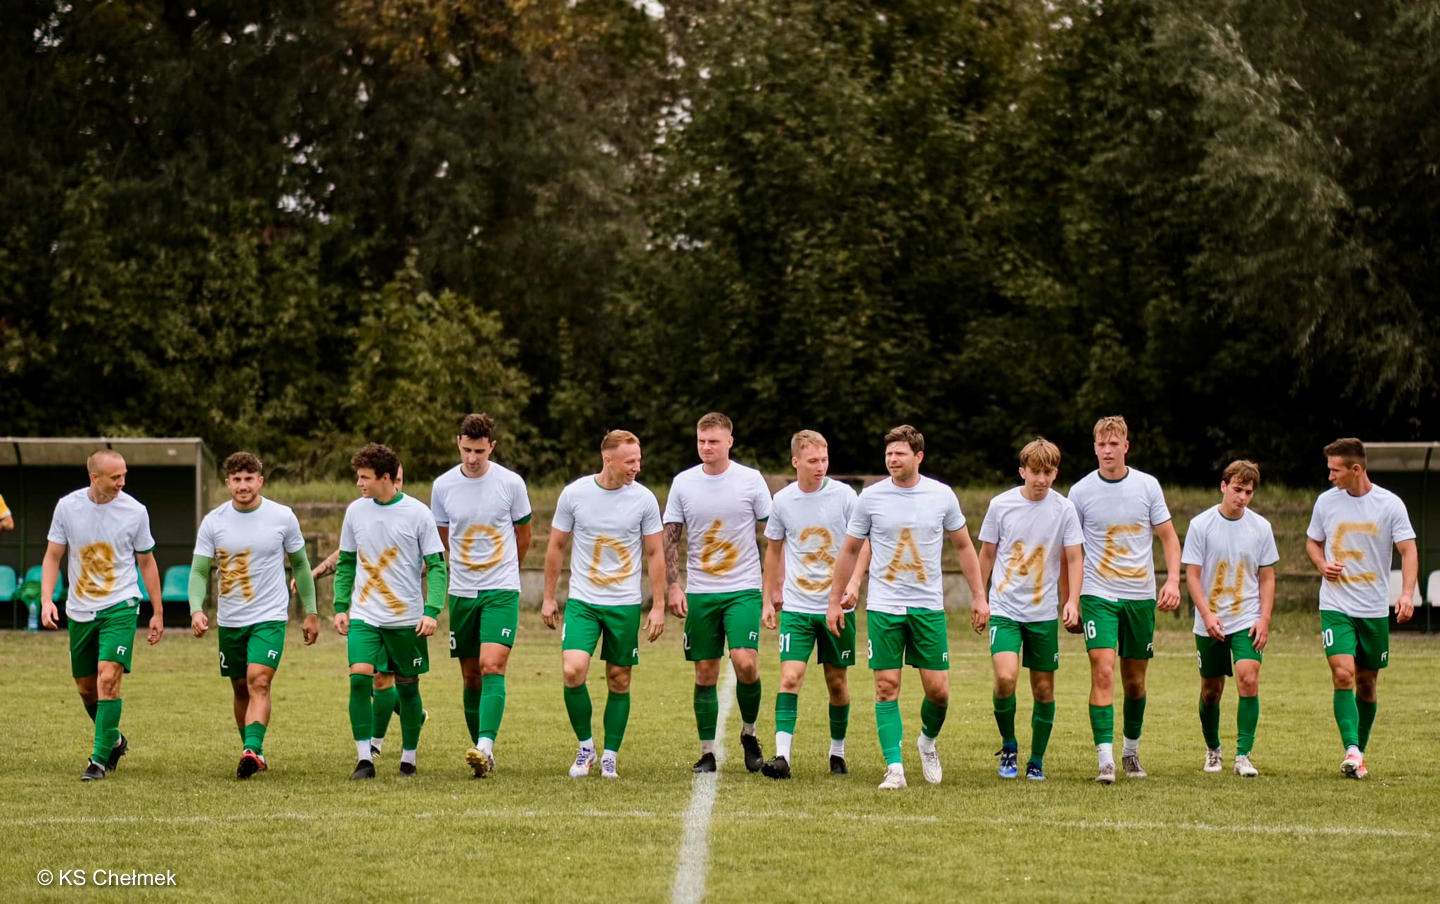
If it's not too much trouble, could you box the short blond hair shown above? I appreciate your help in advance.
[601,429,640,452]
[791,430,827,458]
[1019,437,1061,472]
[696,412,733,433]
[1222,459,1261,487]
[86,449,124,474]
[1093,415,1128,440]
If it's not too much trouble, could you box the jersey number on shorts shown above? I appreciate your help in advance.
[778,632,791,653]
[1084,620,1097,640]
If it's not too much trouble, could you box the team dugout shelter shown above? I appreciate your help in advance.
[0,437,214,629]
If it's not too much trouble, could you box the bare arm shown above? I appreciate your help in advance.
[1154,520,1182,611]
[1189,563,1223,640]
[762,539,784,629]
[437,525,450,553]
[664,522,687,616]
[1307,537,1344,582]
[948,527,988,633]
[977,541,997,593]
[1252,565,1275,650]
[843,540,872,605]
[643,532,667,641]
[40,541,66,629]
[542,528,571,629]
[137,551,164,645]
[828,535,865,635]
[514,522,533,568]
[1061,544,1083,630]
[1396,538,1418,623]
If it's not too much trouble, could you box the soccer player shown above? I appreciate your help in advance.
[1305,437,1417,779]
[976,438,1082,782]
[39,450,164,781]
[664,412,774,774]
[542,430,667,779]
[1068,415,1181,783]
[759,430,871,779]
[1183,459,1278,778]
[830,425,989,790]
[431,413,533,778]
[331,444,447,779]
[188,452,319,778]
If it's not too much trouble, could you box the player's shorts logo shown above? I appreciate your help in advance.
[1147,642,1154,653]
[941,651,949,662]
[1053,652,1059,664]
[412,657,424,667]
[632,647,639,658]
[501,627,512,638]
[749,631,758,641]
[116,645,128,655]
[841,650,851,660]
[268,649,279,660]
[1381,651,1389,663]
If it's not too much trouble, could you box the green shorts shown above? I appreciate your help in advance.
[218,621,287,678]
[683,590,762,661]
[348,620,430,678]
[448,589,521,658]
[1080,596,1156,659]
[778,610,857,668]
[68,600,139,679]
[866,609,949,671]
[1321,611,1390,671]
[989,615,1059,672]
[1195,630,1263,678]
[562,599,640,667]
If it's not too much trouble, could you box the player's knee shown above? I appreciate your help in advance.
[778,675,804,694]
[1330,666,1356,689]
[874,677,901,701]
[480,660,506,677]
[993,676,1017,698]
[247,673,272,694]
[562,663,588,686]
[606,671,631,694]
[1236,677,1258,696]
[1200,685,1223,705]
[730,652,759,682]
[1031,678,1055,703]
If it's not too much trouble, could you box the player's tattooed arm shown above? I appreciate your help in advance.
[664,523,687,617]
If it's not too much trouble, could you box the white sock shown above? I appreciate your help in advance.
[1122,736,1139,757]
[887,762,905,774]
[829,739,845,758]
[579,738,595,751]
[775,731,793,759]
[1097,743,1115,767]
[477,737,494,756]
[917,733,936,752]
[355,740,372,761]
[371,737,385,754]
[602,749,618,763]
[401,749,417,766]
[1346,745,1361,756]
[742,722,756,736]
[700,740,715,755]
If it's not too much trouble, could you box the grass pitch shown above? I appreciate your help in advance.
[3,610,1437,903]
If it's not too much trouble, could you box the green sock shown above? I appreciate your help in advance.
[348,675,372,743]
[876,700,903,765]
[1030,700,1055,766]
[84,700,98,722]
[1122,694,1147,741]
[829,703,850,741]
[1333,689,1360,748]
[920,697,947,740]
[603,691,631,752]
[243,721,267,756]
[736,679,762,726]
[1237,695,1259,756]
[396,682,423,750]
[564,683,593,743]
[371,685,398,744]
[92,699,121,764]
[1357,698,1377,752]
[694,684,719,742]
[775,692,798,735]
[1199,698,1221,749]
[479,674,506,741]
[463,687,481,745]
[1089,703,1114,745]
[993,693,1017,746]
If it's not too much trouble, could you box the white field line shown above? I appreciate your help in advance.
[671,668,737,904]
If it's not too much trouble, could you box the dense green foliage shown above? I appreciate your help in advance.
[3,1,1436,483]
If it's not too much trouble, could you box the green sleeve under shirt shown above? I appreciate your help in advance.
[188,555,212,615]
[288,549,317,615]
[424,552,448,618]
[333,551,357,614]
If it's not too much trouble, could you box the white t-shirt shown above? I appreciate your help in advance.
[978,487,1083,623]
[46,489,155,621]
[664,462,772,594]
[431,462,532,595]
[764,478,858,614]
[1306,485,1415,618]
[1068,468,1172,601]
[339,493,445,627]
[194,498,306,627]
[553,477,663,607]
[1182,505,1280,635]
[847,476,964,614]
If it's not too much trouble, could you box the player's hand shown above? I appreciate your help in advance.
[147,615,164,645]
[1158,579,1181,612]
[1396,592,1415,624]
[970,595,990,634]
[1062,599,1081,633]
[541,596,559,630]
[41,601,59,630]
[667,583,687,618]
[302,613,320,645]
[415,615,437,637]
[761,602,778,631]
[1203,616,1225,642]
[1321,560,1345,582]
[1249,619,1270,652]
[288,577,298,595]
[826,602,845,638]
[333,611,350,636]
[191,611,209,638]
[645,605,665,642]
[840,583,860,611]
